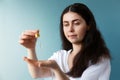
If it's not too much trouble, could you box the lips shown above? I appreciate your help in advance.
[68,35,77,38]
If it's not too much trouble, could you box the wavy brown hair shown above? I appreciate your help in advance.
[60,3,111,77]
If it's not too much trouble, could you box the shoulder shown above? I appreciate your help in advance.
[55,49,68,54]
[90,58,111,69]
[53,50,68,56]
[54,49,72,56]
[48,49,71,60]
[84,58,111,75]
[96,58,111,67]
[89,57,110,66]
[81,58,111,79]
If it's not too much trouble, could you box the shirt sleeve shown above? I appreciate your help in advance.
[80,58,111,80]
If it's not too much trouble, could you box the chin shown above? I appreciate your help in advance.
[70,41,81,44]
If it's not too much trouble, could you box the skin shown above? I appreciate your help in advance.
[63,12,88,45]
[19,11,88,79]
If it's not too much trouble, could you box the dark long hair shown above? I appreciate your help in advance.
[60,3,111,77]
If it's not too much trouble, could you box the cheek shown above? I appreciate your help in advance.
[78,27,87,37]
[63,28,67,37]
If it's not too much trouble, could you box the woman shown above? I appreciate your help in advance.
[19,3,111,80]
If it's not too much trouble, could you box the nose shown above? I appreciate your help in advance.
[68,24,74,32]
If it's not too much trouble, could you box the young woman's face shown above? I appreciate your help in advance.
[63,12,88,44]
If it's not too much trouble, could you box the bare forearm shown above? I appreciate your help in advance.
[26,49,51,78]
[27,49,38,60]
[52,67,69,80]
[26,48,39,78]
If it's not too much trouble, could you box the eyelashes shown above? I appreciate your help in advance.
[63,22,81,27]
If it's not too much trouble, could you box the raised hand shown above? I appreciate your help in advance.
[19,30,39,49]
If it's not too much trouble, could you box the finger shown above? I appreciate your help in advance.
[24,30,39,36]
[22,31,35,38]
[19,32,37,44]
[38,60,53,67]
[23,57,39,67]
[20,35,34,40]
[23,57,35,63]
[21,30,40,39]
[19,38,34,45]
[23,57,31,62]
[36,30,39,33]
[18,39,24,44]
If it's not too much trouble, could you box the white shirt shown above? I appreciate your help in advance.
[49,50,111,80]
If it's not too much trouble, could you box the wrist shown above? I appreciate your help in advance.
[27,48,36,54]
[27,48,37,60]
[51,68,69,80]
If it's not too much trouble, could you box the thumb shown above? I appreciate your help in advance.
[23,57,39,67]
[23,57,30,62]
[23,57,35,64]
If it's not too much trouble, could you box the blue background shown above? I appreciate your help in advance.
[0,0,120,80]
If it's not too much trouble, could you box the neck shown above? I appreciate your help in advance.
[71,43,82,56]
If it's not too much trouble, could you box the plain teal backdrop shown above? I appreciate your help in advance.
[0,0,120,80]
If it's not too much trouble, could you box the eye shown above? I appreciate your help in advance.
[63,23,69,27]
[74,21,80,26]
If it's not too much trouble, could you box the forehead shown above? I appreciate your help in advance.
[63,12,83,21]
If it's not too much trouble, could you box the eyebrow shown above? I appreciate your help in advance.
[63,19,81,23]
